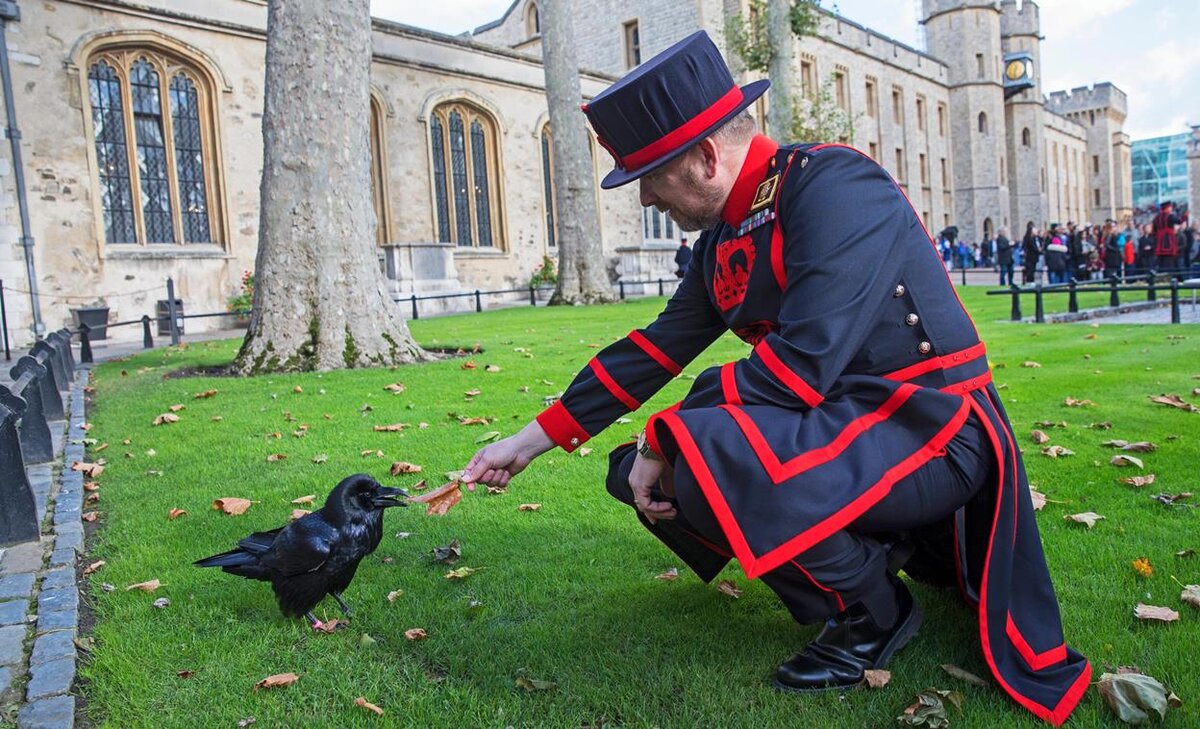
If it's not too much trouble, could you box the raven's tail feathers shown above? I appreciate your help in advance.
[194,548,271,580]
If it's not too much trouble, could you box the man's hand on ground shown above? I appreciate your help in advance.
[461,420,555,490]
[628,453,676,524]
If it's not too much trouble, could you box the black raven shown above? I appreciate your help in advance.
[194,474,407,628]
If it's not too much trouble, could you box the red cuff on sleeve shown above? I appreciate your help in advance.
[644,402,682,459]
[535,400,590,453]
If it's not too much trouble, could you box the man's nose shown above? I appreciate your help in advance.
[639,180,657,208]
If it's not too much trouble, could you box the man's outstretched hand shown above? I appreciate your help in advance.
[462,420,556,490]
[628,453,677,524]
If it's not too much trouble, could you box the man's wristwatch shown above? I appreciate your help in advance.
[636,429,662,461]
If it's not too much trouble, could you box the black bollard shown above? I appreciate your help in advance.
[1034,284,1045,324]
[142,315,154,349]
[657,278,664,296]
[1010,285,1022,321]
[1170,279,1180,324]
[475,290,482,313]
[79,323,93,364]
[1109,277,1119,308]
[619,281,625,300]
[31,340,67,393]
[1067,280,1078,313]
[529,285,536,306]
[1147,273,1157,302]
[53,328,76,377]
[0,379,51,465]
[0,398,40,546]
[44,331,73,385]
[166,277,181,346]
[12,356,64,422]
[410,295,418,320]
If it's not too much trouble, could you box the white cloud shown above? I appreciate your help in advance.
[370,0,513,34]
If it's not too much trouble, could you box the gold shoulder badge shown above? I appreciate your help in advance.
[749,173,781,213]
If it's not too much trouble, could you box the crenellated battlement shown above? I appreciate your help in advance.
[1045,83,1127,116]
[921,0,1000,22]
[1000,0,1040,38]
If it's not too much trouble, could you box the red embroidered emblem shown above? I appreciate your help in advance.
[713,235,755,311]
[733,320,777,345]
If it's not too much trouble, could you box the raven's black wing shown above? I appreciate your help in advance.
[259,516,336,577]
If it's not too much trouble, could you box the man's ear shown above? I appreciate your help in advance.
[695,137,720,179]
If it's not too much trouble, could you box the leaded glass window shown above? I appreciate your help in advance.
[83,48,222,247]
[428,102,503,249]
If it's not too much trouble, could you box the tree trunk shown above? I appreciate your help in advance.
[766,0,795,142]
[541,0,614,305]
[234,0,427,373]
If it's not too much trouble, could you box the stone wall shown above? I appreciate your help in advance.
[1042,111,1090,226]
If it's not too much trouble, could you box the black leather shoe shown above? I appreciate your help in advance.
[773,577,922,693]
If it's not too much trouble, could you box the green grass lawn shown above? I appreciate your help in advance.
[77,288,1199,728]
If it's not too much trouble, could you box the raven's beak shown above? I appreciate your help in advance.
[372,486,409,507]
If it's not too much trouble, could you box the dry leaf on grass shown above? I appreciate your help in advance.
[193,389,218,399]
[655,568,679,581]
[360,449,384,458]
[292,386,303,394]
[1042,445,1075,458]
[1132,558,1153,578]
[1134,603,1180,622]
[311,454,328,464]
[897,688,963,727]
[164,507,188,520]
[168,404,185,413]
[1021,361,1042,368]
[1031,429,1050,444]
[716,580,742,598]
[444,566,481,580]
[153,413,180,426]
[1180,585,1200,610]
[1063,397,1095,407]
[1149,394,1200,413]
[1110,455,1144,468]
[1151,492,1193,506]
[84,481,100,492]
[177,669,195,678]
[266,453,287,462]
[1088,421,1114,430]
[82,511,99,523]
[1102,440,1158,452]
[1035,420,1069,428]
[1029,488,1047,511]
[432,539,461,564]
[291,495,316,506]
[1176,549,1196,558]
[386,590,403,603]
[941,664,989,687]
[862,669,891,688]
[389,461,422,475]
[354,697,384,716]
[1097,671,1178,724]
[384,383,406,393]
[515,676,558,692]
[72,462,104,477]
[404,628,428,641]
[1121,474,1157,488]
[152,597,170,609]
[458,417,491,425]
[211,416,224,422]
[373,424,408,433]
[578,447,594,457]
[290,509,311,521]
[83,560,105,576]
[485,365,501,373]
[464,389,482,397]
[461,360,477,370]
[1064,512,1104,528]
[126,579,161,592]
[312,619,342,634]
[475,431,501,444]
[212,497,253,516]
[517,503,541,512]
[253,673,299,692]
[407,481,462,517]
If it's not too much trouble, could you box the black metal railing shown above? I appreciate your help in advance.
[987,269,1200,323]
[1,326,77,546]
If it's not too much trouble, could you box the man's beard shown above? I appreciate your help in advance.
[666,165,727,231]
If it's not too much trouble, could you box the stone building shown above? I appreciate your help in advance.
[0,0,1132,349]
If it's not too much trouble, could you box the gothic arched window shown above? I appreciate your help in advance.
[85,49,222,245]
[1021,127,1031,147]
[977,112,988,135]
[369,95,393,244]
[525,2,540,36]
[429,102,503,249]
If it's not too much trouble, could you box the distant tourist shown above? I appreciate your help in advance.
[674,237,692,278]
[995,226,1013,285]
[1153,201,1182,271]
[1021,222,1041,284]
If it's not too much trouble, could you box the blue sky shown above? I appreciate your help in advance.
[370,0,1196,140]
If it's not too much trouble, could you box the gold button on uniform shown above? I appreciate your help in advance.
[918,341,932,354]
[893,284,906,297]
[905,313,919,326]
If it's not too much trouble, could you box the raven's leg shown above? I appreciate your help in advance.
[331,591,353,617]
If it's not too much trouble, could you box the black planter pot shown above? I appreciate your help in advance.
[72,307,109,341]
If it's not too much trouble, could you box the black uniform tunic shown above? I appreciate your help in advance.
[536,136,1090,726]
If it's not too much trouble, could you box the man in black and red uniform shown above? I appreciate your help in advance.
[1153,201,1181,271]
[463,31,1088,726]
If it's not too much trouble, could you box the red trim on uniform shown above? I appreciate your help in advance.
[941,371,993,396]
[790,559,846,613]
[661,397,970,579]
[628,330,683,376]
[1006,613,1068,670]
[621,87,745,171]
[721,384,918,483]
[588,359,641,411]
[644,403,683,460]
[535,400,589,453]
[721,135,781,227]
[885,342,987,382]
[968,393,1090,727]
[768,150,802,290]
[753,340,823,408]
[720,363,742,405]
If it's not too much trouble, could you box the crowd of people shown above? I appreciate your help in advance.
[935,201,1198,286]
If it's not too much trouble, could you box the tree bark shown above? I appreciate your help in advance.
[234,0,427,373]
[766,0,795,141]
[541,0,614,305]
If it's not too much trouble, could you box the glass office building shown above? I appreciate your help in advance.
[1132,133,1191,213]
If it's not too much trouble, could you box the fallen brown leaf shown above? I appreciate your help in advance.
[1030,488,1047,511]
[461,360,477,370]
[212,497,253,515]
[84,481,100,492]
[862,669,891,688]
[373,424,409,432]
[1120,474,1156,487]
[1097,671,1178,724]
[1088,421,1114,430]
[1041,445,1075,458]
[167,508,187,520]
[266,453,287,462]
[389,461,423,475]
[312,619,342,634]
[409,479,428,492]
[193,389,218,399]
[126,579,161,592]
[514,675,557,692]
[1064,512,1104,528]
[655,568,680,581]
[386,589,403,602]
[408,481,462,517]
[444,566,481,579]
[1031,429,1050,444]
[1134,603,1180,622]
[384,383,405,393]
[1149,393,1200,412]
[941,663,989,687]
[168,404,186,413]
[177,669,195,679]
[290,509,311,521]
[1151,492,1192,506]
[253,673,299,691]
[1063,397,1095,407]
[82,511,99,523]
[83,560,105,576]
[518,503,542,512]
[153,413,180,426]
[1180,585,1200,610]
[354,697,384,716]
[291,495,316,506]
[464,389,482,397]
[404,628,428,641]
[716,580,742,598]
[1021,361,1042,368]
[72,462,104,477]
[485,364,501,373]
[1110,455,1144,468]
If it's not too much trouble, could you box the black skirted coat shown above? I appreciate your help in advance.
[535,137,1090,726]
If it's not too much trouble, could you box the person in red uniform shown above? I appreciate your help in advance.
[463,31,1088,726]
[1153,201,1182,271]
